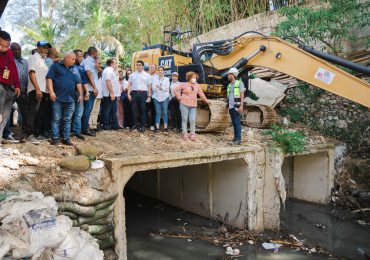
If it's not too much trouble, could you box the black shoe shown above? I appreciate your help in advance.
[82,129,96,136]
[154,127,159,133]
[230,140,241,145]
[163,128,168,132]
[177,128,182,133]
[139,127,145,133]
[74,134,85,140]
[50,139,59,145]
[62,139,74,146]
[130,126,137,131]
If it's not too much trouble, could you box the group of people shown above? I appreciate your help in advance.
[0,29,244,146]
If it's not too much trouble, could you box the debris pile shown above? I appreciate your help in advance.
[0,146,40,188]
[0,189,103,259]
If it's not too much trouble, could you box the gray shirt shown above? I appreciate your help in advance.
[228,80,245,109]
[14,57,28,92]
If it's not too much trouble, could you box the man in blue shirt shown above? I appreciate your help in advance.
[46,51,82,145]
[72,49,89,140]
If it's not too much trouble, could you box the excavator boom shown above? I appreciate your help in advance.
[203,36,370,108]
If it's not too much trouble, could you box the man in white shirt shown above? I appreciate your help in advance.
[81,46,99,136]
[25,40,52,141]
[127,60,152,133]
[101,58,120,130]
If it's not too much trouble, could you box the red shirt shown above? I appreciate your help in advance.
[0,49,20,88]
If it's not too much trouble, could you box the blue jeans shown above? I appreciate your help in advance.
[72,100,84,135]
[51,101,75,140]
[81,91,95,132]
[229,108,241,141]
[101,97,119,130]
[153,98,169,126]
[179,103,197,134]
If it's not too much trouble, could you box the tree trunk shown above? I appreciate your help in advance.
[38,0,42,17]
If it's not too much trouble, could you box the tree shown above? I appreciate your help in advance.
[275,0,370,54]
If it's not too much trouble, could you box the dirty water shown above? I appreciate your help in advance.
[125,190,337,260]
[281,199,370,260]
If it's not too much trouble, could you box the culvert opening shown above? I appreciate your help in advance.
[123,159,250,258]
[282,152,331,204]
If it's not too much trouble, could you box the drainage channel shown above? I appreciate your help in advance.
[125,189,330,260]
[106,144,335,259]
[281,199,370,260]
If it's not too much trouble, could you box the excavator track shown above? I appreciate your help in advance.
[196,99,231,133]
[242,104,278,128]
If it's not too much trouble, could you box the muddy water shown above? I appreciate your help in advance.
[281,199,370,260]
[125,190,332,260]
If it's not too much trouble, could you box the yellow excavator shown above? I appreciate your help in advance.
[131,29,370,132]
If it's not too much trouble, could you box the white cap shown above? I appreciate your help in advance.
[171,72,179,76]
[227,68,239,77]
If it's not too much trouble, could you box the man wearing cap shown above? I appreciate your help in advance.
[25,40,51,142]
[169,71,181,132]
[227,67,245,145]
[0,30,20,144]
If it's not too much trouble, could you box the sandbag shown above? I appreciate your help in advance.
[95,198,116,211]
[97,234,115,250]
[76,144,101,159]
[57,202,96,217]
[74,242,104,260]
[93,231,113,241]
[58,155,90,171]
[52,228,92,259]
[54,186,118,206]
[85,224,114,235]
[77,203,115,225]
[59,211,77,220]
[89,214,113,226]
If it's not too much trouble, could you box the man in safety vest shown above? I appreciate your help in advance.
[227,67,245,145]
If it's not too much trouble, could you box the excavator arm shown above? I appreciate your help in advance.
[203,36,370,108]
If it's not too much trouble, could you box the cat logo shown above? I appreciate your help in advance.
[159,56,176,77]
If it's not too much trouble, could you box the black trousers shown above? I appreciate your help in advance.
[146,100,156,127]
[131,91,147,128]
[16,91,28,128]
[169,98,181,130]
[122,97,133,128]
[25,90,52,136]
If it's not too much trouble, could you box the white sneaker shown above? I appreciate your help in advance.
[26,135,41,144]
[150,126,155,131]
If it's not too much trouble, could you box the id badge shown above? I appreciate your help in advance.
[2,69,10,80]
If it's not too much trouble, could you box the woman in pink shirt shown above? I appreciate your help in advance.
[175,71,209,141]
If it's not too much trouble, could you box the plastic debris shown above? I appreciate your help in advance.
[262,242,282,252]
[314,223,326,229]
[225,246,240,256]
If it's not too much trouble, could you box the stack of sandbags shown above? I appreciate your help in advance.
[54,166,118,250]
[0,189,103,259]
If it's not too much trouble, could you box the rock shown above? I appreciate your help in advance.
[24,157,40,166]
[3,160,19,170]
[76,144,101,159]
[337,120,347,129]
[58,155,90,171]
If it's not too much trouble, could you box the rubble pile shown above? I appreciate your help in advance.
[0,146,40,188]
[0,189,104,259]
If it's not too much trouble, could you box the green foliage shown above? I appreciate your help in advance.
[264,125,307,154]
[275,0,370,54]
[281,108,305,122]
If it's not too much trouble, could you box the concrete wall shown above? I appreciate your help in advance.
[282,151,333,204]
[126,159,250,229]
